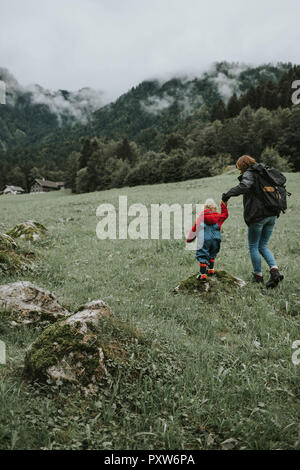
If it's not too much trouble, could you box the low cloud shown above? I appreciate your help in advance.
[211,73,240,102]
[0,67,105,124]
[208,63,249,102]
[27,84,105,124]
[140,79,205,117]
[140,93,176,115]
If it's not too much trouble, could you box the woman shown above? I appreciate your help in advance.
[222,155,284,288]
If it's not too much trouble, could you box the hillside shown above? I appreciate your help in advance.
[0,67,105,151]
[1,62,300,193]
[0,172,299,450]
[88,62,290,144]
[0,62,291,152]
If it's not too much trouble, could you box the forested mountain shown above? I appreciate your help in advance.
[0,67,104,150]
[0,61,299,192]
[0,62,290,152]
[87,62,291,146]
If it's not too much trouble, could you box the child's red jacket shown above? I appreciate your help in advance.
[186,202,228,243]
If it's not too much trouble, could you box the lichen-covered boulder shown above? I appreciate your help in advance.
[7,221,47,241]
[0,281,69,324]
[24,300,117,395]
[174,270,246,294]
[0,233,17,251]
[0,233,33,274]
[64,301,113,333]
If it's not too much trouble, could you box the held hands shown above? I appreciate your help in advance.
[221,193,228,206]
[221,200,227,206]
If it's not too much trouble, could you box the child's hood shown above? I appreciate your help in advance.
[203,210,220,225]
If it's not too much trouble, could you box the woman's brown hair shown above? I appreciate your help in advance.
[236,155,256,173]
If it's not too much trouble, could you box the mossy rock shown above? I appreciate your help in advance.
[24,300,145,394]
[24,322,104,387]
[174,270,246,294]
[7,221,47,241]
[0,233,33,275]
[0,250,32,275]
[0,233,17,251]
[0,281,69,325]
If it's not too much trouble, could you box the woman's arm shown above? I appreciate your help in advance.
[217,201,229,227]
[222,170,255,202]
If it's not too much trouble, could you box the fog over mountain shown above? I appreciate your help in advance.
[0,62,288,125]
[139,62,286,117]
[0,67,105,124]
[1,59,300,194]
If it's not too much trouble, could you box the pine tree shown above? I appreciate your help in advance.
[79,138,99,169]
[262,80,278,110]
[227,93,241,118]
[211,99,226,122]
[79,138,91,169]
[116,138,134,164]
[241,85,258,109]
[86,148,106,191]
[64,152,80,192]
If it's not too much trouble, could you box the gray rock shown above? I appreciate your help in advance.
[24,300,113,395]
[0,281,69,324]
[65,300,112,333]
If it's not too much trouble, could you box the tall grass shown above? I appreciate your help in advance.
[0,172,299,449]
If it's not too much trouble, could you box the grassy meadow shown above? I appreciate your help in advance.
[0,171,299,450]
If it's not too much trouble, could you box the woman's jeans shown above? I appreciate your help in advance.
[248,216,277,274]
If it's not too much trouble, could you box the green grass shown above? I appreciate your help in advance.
[0,171,299,450]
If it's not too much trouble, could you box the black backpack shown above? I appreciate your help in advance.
[251,164,291,215]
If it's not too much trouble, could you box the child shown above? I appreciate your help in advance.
[186,199,228,280]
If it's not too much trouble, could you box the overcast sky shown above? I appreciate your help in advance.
[1,0,300,101]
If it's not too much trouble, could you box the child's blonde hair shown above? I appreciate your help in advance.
[204,198,217,211]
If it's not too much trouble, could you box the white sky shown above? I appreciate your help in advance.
[1,0,300,101]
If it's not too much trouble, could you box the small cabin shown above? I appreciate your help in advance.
[30,178,65,193]
[2,185,25,195]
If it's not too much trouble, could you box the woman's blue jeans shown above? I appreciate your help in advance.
[248,216,277,274]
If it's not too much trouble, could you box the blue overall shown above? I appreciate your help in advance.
[196,222,221,265]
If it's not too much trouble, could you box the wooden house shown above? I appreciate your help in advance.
[30,178,65,193]
[2,185,25,195]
